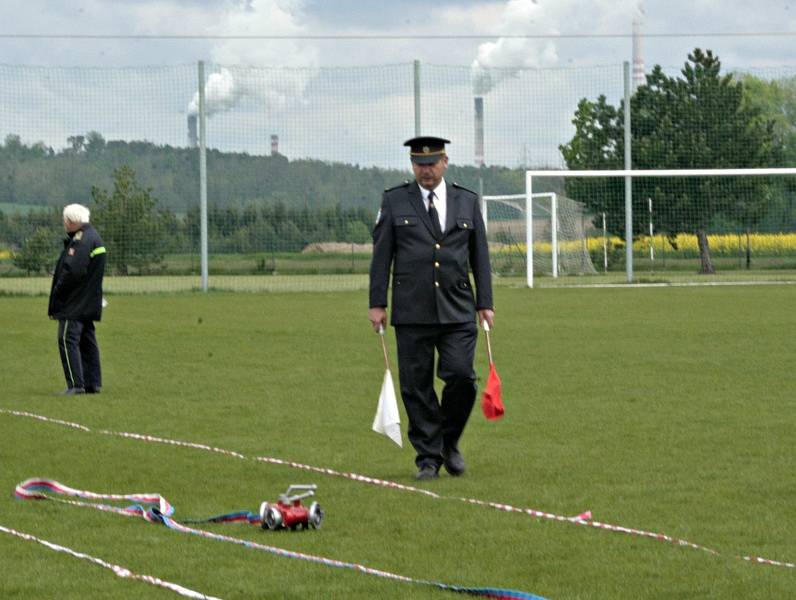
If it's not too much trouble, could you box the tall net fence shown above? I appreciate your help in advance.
[529,170,796,284]
[1,60,795,293]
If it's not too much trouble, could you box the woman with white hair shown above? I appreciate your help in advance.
[48,203,107,395]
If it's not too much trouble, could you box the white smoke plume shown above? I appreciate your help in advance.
[187,0,317,117]
[188,69,238,116]
[471,0,639,94]
[471,0,557,95]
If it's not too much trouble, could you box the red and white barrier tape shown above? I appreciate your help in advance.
[13,478,548,600]
[2,408,793,569]
[0,524,220,599]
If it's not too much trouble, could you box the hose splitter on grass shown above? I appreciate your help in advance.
[13,477,548,600]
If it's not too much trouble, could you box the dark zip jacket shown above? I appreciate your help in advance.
[48,224,107,321]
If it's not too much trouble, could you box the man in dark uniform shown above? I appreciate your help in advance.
[368,136,494,480]
[48,203,107,395]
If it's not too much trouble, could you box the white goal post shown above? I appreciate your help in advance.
[483,192,597,281]
[525,168,796,288]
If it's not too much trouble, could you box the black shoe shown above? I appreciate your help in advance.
[442,448,466,476]
[85,386,101,394]
[59,387,85,396]
[415,465,439,481]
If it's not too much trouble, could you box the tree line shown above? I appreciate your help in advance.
[0,131,540,276]
[3,166,382,275]
[0,134,528,212]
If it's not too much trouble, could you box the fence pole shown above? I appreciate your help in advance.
[602,212,608,273]
[478,177,485,231]
[526,172,534,288]
[413,60,421,136]
[551,193,558,278]
[648,197,654,271]
[623,61,633,283]
[198,60,209,292]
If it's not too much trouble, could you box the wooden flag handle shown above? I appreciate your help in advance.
[378,325,390,370]
[483,321,493,364]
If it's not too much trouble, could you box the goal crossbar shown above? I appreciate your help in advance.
[527,168,796,178]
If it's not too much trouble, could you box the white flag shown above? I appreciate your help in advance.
[372,368,402,447]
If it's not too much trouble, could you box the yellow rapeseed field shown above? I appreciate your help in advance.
[496,233,796,257]
[630,233,796,257]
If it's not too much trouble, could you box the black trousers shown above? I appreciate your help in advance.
[394,322,477,469]
[57,319,101,390]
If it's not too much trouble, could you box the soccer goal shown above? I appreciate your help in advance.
[522,168,796,288]
[483,192,598,282]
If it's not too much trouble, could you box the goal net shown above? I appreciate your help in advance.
[483,192,598,280]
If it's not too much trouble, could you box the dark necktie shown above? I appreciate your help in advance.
[427,191,443,238]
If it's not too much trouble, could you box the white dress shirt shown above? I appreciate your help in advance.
[420,178,447,233]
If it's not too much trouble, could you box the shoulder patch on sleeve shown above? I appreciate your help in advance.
[384,180,410,193]
[452,182,477,195]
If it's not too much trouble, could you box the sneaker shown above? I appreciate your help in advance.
[415,465,439,481]
[60,387,85,396]
[85,386,101,394]
[442,448,466,476]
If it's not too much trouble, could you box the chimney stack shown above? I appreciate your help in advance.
[187,115,198,148]
[271,134,279,156]
[632,13,645,91]
[474,97,485,168]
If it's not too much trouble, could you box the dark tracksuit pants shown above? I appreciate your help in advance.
[57,319,101,390]
[395,322,477,469]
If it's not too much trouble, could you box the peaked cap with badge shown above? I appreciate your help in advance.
[404,136,450,165]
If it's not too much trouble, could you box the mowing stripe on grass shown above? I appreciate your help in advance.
[14,478,548,600]
[4,409,794,570]
[0,524,220,600]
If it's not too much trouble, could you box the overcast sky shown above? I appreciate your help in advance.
[1,0,795,70]
[2,1,795,169]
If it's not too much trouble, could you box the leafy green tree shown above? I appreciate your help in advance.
[67,135,85,154]
[344,221,371,244]
[740,74,796,166]
[3,134,24,156]
[13,226,58,274]
[738,74,796,231]
[85,131,107,156]
[91,165,164,275]
[276,220,305,252]
[560,49,782,273]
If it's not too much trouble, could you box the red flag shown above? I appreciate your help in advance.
[481,362,504,420]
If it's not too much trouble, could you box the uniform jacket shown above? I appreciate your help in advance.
[369,180,493,325]
[48,223,107,321]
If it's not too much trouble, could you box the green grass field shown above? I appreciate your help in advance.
[2,269,796,297]
[1,286,794,599]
